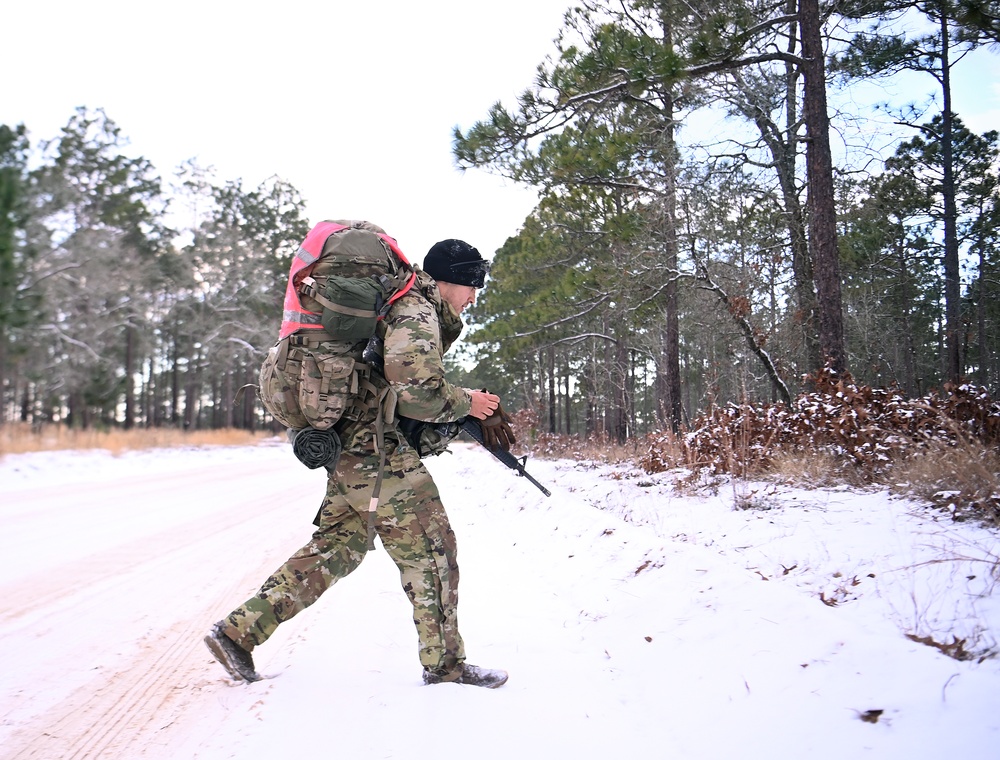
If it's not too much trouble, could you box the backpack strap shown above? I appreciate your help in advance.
[374,233,417,314]
[299,276,379,321]
[364,386,398,550]
[380,270,417,314]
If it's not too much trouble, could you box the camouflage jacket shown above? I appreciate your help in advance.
[336,268,471,454]
[383,268,472,423]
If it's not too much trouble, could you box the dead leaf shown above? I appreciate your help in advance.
[859,709,884,724]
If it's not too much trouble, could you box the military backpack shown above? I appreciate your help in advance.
[257,219,415,435]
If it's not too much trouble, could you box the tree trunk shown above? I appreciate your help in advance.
[977,246,987,386]
[525,360,537,417]
[939,15,962,383]
[123,323,135,429]
[799,0,846,375]
[563,360,572,435]
[585,344,597,436]
[547,345,557,434]
[784,0,821,373]
[895,236,918,394]
[613,337,629,443]
[171,328,181,425]
[184,345,201,429]
[659,10,683,432]
[0,325,6,426]
[20,381,30,423]
[735,0,820,375]
[223,369,234,428]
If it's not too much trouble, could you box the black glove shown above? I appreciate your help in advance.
[479,402,516,452]
[397,416,460,458]
[397,417,426,452]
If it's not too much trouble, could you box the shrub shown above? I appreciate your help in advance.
[639,368,1000,524]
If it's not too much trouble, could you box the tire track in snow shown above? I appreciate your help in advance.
[0,455,319,759]
[0,462,305,627]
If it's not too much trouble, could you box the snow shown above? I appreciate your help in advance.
[1,439,999,759]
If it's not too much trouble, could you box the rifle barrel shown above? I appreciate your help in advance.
[520,470,552,497]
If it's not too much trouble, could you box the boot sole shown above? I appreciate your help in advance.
[423,671,509,688]
[478,673,509,689]
[204,633,262,682]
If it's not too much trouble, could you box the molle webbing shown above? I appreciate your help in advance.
[286,330,338,347]
[276,332,384,424]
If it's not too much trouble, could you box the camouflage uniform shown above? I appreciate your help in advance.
[221,269,474,677]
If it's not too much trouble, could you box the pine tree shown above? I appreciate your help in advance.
[0,123,33,425]
[834,0,998,381]
[27,108,168,427]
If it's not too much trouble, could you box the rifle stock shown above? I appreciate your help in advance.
[460,418,551,497]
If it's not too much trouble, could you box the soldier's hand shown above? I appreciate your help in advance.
[480,401,516,451]
[468,390,500,420]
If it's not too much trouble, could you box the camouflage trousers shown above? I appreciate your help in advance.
[222,443,465,675]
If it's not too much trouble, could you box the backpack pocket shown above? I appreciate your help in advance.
[297,352,357,430]
[258,343,310,430]
[319,276,382,343]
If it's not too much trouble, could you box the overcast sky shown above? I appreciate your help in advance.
[2,0,572,262]
[3,1,999,265]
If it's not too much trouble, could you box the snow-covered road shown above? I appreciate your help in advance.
[1,441,998,759]
[0,445,316,758]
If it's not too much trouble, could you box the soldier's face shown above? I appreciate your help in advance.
[438,282,477,314]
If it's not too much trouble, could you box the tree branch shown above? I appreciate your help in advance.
[511,293,611,339]
[685,50,805,78]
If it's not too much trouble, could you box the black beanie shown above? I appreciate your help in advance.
[423,239,490,288]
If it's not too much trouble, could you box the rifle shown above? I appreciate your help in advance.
[460,417,552,497]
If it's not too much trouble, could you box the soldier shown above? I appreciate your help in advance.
[205,237,513,689]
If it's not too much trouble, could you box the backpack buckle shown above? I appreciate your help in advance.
[299,276,318,298]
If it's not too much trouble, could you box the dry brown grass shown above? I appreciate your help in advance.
[0,423,275,457]
[889,439,1000,523]
[528,432,649,465]
[765,450,861,488]
[509,408,653,466]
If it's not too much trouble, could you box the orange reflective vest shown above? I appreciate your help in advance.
[278,221,416,340]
